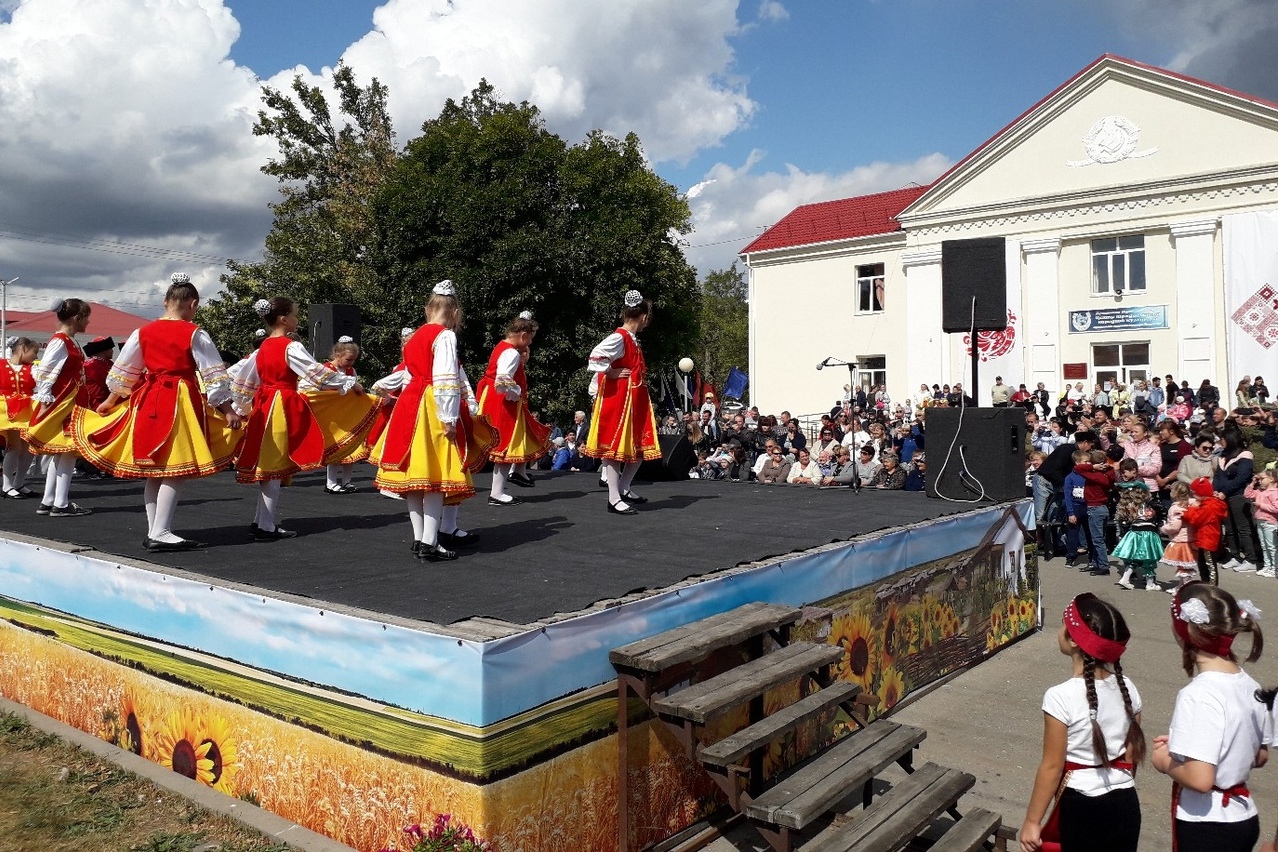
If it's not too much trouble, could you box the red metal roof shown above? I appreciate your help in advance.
[3,303,150,341]
[740,185,931,255]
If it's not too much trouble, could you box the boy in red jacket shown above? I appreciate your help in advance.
[1075,449,1118,575]
[1183,476,1228,585]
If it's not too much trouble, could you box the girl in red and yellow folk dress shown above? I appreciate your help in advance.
[583,290,660,515]
[300,336,367,495]
[230,297,379,542]
[72,275,244,552]
[24,298,93,517]
[477,311,552,506]
[372,280,495,561]
[0,337,39,499]
[369,327,413,502]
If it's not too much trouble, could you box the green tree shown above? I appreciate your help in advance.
[372,82,699,424]
[696,263,749,401]
[199,64,400,373]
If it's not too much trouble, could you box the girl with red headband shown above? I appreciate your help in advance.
[1020,593,1144,852]
[1153,582,1266,852]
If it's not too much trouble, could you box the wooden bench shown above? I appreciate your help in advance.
[928,808,1004,852]
[609,601,801,676]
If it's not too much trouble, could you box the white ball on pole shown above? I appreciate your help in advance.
[678,357,694,373]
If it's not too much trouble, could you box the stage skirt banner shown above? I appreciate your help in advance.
[1224,210,1278,379]
[0,503,1035,851]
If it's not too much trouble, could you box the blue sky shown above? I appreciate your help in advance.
[0,0,1272,311]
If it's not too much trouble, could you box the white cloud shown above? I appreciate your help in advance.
[758,1,789,22]
[680,150,954,274]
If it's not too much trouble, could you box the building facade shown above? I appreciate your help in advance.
[740,56,1278,416]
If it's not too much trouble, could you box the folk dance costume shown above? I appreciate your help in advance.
[300,343,369,495]
[24,330,92,516]
[0,357,36,498]
[583,290,660,515]
[71,317,241,550]
[371,282,496,559]
[368,333,411,501]
[230,334,381,540]
[477,328,551,505]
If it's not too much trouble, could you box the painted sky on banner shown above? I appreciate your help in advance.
[0,1,1275,312]
[0,503,1026,725]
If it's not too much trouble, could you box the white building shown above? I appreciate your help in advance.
[740,55,1278,417]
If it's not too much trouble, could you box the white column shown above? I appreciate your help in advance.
[902,249,944,396]
[1022,238,1062,395]
[1169,218,1219,387]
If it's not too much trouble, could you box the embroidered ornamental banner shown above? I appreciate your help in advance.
[1224,211,1278,381]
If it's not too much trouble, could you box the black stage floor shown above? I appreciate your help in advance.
[0,470,984,627]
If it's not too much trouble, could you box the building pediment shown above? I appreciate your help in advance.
[898,55,1278,230]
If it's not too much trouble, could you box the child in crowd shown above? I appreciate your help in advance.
[1076,450,1118,576]
[1112,458,1165,591]
[1184,477,1228,585]
[1153,583,1266,852]
[1062,450,1090,569]
[1027,450,1046,499]
[1161,481,1199,594]
[1244,469,1278,579]
[1020,593,1143,852]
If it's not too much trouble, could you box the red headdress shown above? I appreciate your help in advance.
[1063,596,1127,664]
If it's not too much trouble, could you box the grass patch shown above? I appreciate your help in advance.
[0,711,294,852]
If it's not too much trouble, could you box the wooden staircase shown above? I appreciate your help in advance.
[610,602,1006,852]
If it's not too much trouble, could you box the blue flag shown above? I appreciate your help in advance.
[723,367,749,400]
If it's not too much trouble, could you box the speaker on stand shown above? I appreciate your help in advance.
[636,435,696,481]
[924,407,1026,503]
[308,304,361,358]
[941,238,1007,406]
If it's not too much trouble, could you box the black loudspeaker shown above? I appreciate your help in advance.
[308,304,361,358]
[637,435,696,481]
[941,237,1007,332]
[925,407,1026,503]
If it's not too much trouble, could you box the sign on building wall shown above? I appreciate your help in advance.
[1068,305,1169,334]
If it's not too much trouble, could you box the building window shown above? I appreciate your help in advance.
[1091,236,1145,295]
[1093,342,1149,388]
[858,355,887,394]
[856,263,885,313]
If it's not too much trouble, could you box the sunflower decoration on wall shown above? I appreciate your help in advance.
[881,602,902,667]
[876,666,907,712]
[120,687,144,755]
[154,709,215,786]
[829,612,876,692]
[198,715,241,795]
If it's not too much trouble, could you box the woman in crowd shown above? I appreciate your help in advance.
[73,275,243,551]
[477,312,552,506]
[786,447,821,485]
[373,281,494,557]
[870,451,907,489]
[1213,426,1259,573]
[1234,379,1256,409]
[0,337,39,499]
[812,426,840,457]
[24,298,92,516]
[582,290,661,515]
[232,297,378,542]
[756,444,789,484]
[781,418,806,455]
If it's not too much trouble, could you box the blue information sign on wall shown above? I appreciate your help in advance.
[1068,305,1169,334]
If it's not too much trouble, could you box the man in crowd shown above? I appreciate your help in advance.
[991,376,1011,407]
[1033,430,1099,559]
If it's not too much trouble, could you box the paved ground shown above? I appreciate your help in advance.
[706,559,1278,851]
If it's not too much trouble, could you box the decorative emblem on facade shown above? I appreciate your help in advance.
[1230,284,1278,349]
[964,309,1017,361]
[1067,116,1159,167]
[1071,312,1093,332]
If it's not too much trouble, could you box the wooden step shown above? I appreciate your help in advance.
[928,808,1003,852]
[700,681,861,769]
[610,602,801,673]
[652,642,843,724]
[745,721,926,831]
[803,762,975,852]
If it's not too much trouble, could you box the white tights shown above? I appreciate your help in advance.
[255,480,282,532]
[491,463,511,500]
[40,453,75,509]
[406,491,445,546]
[3,436,30,492]
[144,479,185,543]
[603,460,642,508]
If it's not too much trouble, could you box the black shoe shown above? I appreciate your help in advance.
[144,537,201,553]
[49,503,92,517]
[252,526,298,542]
[1089,567,1111,576]
[340,484,359,493]
[411,541,423,557]
[440,530,480,548]
[324,485,346,495]
[620,491,648,505]
[488,496,523,506]
[418,543,458,562]
[508,472,536,488]
[5,488,34,500]
[608,500,638,516]
[1064,559,1077,569]
[36,503,52,515]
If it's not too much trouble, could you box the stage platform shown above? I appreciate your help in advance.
[0,465,1037,852]
[0,468,976,628]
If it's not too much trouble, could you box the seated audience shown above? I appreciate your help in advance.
[822,446,859,486]
[869,451,907,489]
[853,445,881,487]
[756,445,789,484]
[787,447,821,485]
[904,452,926,491]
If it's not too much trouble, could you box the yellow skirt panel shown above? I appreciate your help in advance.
[23,395,79,455]
[373,395,479,504]
[305,390,380,465]
[72,385,242,479]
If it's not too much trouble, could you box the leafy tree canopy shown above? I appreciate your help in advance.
[696,263,749,402]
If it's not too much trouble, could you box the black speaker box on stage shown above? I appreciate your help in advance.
[637,434,696,481]
[925,407,1025,503]
[308,303,361,357]
[941,237,1007,332]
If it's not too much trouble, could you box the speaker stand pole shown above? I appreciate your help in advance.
[970,334,979,410]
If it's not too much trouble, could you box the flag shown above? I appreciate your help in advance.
[1225,211,1278,382]
[723,367,748,400]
